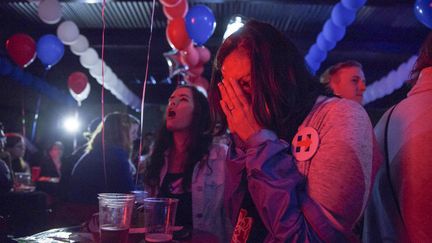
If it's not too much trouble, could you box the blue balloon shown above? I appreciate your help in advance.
[316,33,336,51]
[341,0,367,11]
[185,5,216,45]
[331,3,356,27]
[309,44,327,63]
[414,0,432,29]
[305,54,320,75]
[323,19,346,42]
[36,34,64,69]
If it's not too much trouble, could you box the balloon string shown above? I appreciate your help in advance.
[136,0,156,188]
[21,97,26,138]
[30,69,48,142]
[101,0,107,190]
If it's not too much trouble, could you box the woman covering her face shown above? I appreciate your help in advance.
[143,85,231,242]
[209,20,380,242]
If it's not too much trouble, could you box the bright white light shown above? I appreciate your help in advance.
[63,116,80,134]
[223,16,245,40]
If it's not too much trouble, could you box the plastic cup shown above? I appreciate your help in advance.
[143,198,178,243]
[31,166,41,182]
[130,190,149,229]
[98,193,135,243]
[14,172,34,192]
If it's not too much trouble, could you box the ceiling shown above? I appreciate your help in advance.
[0,0,430,110]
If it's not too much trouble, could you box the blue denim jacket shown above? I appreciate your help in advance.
[159,143,232,242]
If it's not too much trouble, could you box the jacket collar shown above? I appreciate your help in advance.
[408,67,432,97]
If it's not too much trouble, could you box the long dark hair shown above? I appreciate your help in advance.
[144,85,212,193]
[87,112,138,153]
[409,32,432,85]
[209,20,325,142]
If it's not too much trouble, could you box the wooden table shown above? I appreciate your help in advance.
[17,226,220,243]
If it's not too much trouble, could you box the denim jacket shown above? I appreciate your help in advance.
[159,143,232,242]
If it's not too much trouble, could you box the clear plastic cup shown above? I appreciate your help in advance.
[14,172,35,192]
[130,190,149,230]
[97,193,135,243]
[143,198,178,243]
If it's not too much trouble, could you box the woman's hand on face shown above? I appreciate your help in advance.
[218,78,262,141]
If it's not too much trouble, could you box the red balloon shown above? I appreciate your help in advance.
[159,0,181,7]
[197,46,211,64]
[163,0,188,20]
[180,43,199,67]
[188,64,204,77]
[166,18,191,51]
[68,72,88,94]
[5,33,36,68]
[185,74,198,83]
[194,76,209,91]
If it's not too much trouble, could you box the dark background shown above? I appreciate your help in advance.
[0,0,429,154]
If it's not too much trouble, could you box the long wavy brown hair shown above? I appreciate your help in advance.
[86,112,138,154]
[209,20,325,143]
[409,32,432,85]
[144,85,212,193]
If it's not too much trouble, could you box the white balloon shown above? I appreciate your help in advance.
[70,35,89,55]
[101,69,117,84]
[89,59,109,79]
[57,21,80,45]
[130,97,141,110]
[79,48,99,68]
[38,0,61,24]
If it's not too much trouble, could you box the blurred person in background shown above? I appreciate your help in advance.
[5,133,30,174]
[0,122,13,194]
[363,32,432,242]
[320,60,366,104]
[39,141,64,182]
[37,141,64,200]
[69,112,138,204]
[144,85,231,242]
[60,117,101,200]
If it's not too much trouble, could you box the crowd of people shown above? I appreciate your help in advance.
[0,19,431,242]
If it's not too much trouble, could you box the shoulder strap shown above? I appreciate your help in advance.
[384,105,405,226]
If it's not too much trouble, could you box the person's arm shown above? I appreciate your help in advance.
[0,160,12,193]
[236,101,373,242]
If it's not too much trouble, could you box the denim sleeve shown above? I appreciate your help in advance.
[238,129,347,242]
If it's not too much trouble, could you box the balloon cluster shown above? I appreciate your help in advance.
[362,55,417,105]
[5,0,65,70]
[414,0,432,29]
[161,0,216,93]
[34,0,141,110]
[305,0,366,74]
[5,33,64,70]
[0,56,74,105]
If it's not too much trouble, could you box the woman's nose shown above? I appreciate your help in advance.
[168,100,177,107]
